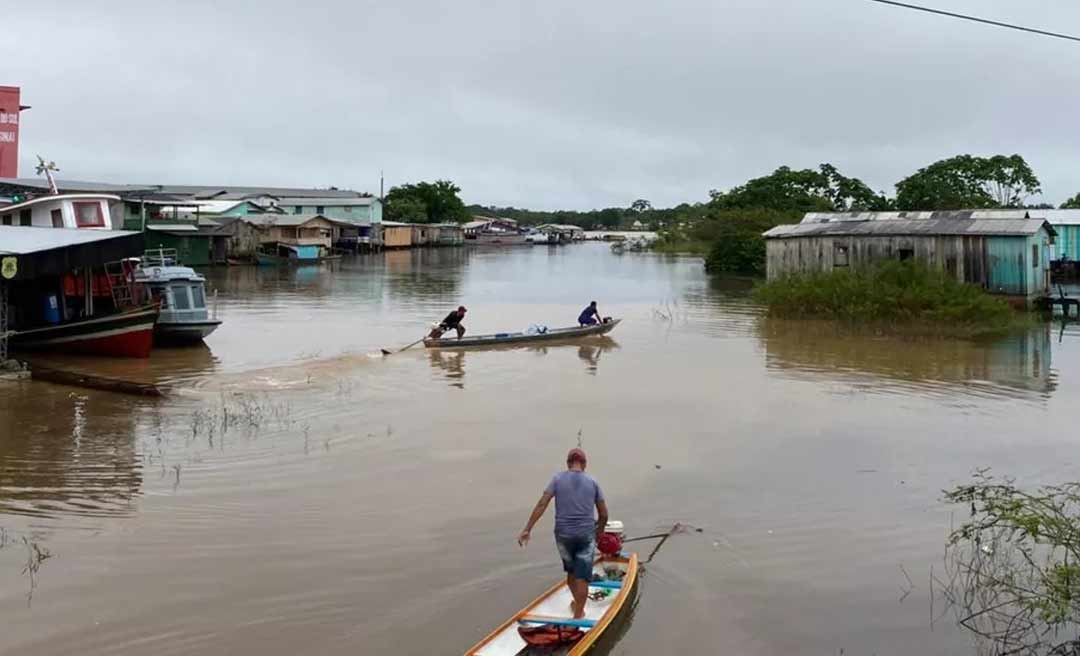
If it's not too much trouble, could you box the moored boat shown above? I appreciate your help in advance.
[133,249,222,344]
[255,241,340,266]
[464,551,639,655]
[10,304,158,358]
[425,319,620,349]
[1,224,159,358]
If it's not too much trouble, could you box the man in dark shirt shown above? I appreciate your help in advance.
[578,301,600,326]
[430,306,467,339]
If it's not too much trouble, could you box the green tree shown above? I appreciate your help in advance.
[1061,193,1080,209]
[385,180,470,224]
[700,208,798,276]
[709,164,889,213]
[895,154,1041,210]
[630,199,652,213]
[385,195,427,223]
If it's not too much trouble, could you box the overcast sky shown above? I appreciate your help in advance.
[5,0,1080,209]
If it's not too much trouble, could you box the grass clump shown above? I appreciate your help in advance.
[753,261,1035,337]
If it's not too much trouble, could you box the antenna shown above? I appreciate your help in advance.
[35,155,59,195]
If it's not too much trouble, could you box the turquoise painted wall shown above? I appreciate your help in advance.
[986,231,1051,297]
[219,204,253,217]
[281,202,382,224]
[1054,225,1080,261]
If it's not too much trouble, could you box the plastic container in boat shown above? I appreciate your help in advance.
[42,294,60,324]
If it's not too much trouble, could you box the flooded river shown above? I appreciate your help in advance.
[3,243,1080,655]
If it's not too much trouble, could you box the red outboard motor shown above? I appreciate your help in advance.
[598,520,624,557]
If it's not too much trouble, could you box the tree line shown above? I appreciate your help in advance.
[385,153,1075,229]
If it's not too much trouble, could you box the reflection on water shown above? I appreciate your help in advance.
[427,338,621,388]
[757,318,1056,401]
[0,385,142,518]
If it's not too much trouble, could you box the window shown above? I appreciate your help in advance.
[19,209,31,226]
[190,285,205,308]
[316,206,325,215]
[833,243,849,267]
[1,214,10,225]
[172,287,191,310]
[1033,244,1039,269]
[73,202,105,227]
[293,206,303,214]
[51,209,64,228]
[899,248,915,261]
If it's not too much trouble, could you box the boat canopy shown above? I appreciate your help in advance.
[0,226,144,281]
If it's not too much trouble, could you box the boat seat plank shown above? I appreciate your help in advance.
[587,580,621,590]
[518,616,598,629]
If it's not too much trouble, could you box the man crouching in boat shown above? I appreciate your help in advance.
[518,448,608,620]
[429,306,467,339]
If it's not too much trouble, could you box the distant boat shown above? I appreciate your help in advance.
[254,242,341,266]
[425,319,620,348]
[133,249,222,343]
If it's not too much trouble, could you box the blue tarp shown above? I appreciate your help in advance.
[291,245,320,260]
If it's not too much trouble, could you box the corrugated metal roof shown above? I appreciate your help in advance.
[147,224,198,232]
[0,179,376,200]
[0,226,142,255]
[801,210,1031,224]
[765,217,1054,239]
[1026,209,1080,226]
[246,214,331,227]
[275,197,377,206]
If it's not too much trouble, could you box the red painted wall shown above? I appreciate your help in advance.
[0,86,21,178]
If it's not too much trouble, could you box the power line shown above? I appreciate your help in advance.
[867,0,1080,44]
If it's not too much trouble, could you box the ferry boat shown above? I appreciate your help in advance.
[1,192,158,358]
[133,249,221,343]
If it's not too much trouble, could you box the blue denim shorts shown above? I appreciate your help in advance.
[555,533,596,580]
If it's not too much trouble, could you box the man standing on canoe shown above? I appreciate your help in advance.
[430,306,467,339]
[518,448,608,620]
[578,301,600,326]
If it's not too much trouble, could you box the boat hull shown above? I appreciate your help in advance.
[154,320,222,343]
[11,306,159,358]
[467,234,528,246]
[426,319,620,349]
[254,253,339,266]
[464,552,639,655]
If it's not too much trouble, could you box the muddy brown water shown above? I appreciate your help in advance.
[2,244,1079,655]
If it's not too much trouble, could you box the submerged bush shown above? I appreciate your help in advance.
[752,261,1029,336]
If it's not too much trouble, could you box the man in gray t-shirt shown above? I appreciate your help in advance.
[518,448,609,619]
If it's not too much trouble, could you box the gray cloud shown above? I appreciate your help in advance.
[5,0,1079,208]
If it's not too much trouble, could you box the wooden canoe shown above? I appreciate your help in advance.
[464,552,639,655]
[426,319,620,349]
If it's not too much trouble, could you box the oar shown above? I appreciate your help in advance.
[381,335,427,356]
[621,523,688,564]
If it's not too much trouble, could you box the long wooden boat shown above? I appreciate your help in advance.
[464,552,639,655]
[425,319,620,349]
[10,304,159,358]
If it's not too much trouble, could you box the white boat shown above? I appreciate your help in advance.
[132,249,221,343]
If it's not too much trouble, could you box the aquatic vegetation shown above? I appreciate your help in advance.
[752,261,1035,338]
[939,471,1080,655]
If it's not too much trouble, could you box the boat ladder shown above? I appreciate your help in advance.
[103,260,139,309]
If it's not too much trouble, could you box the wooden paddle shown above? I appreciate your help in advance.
[380,335,428,356]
